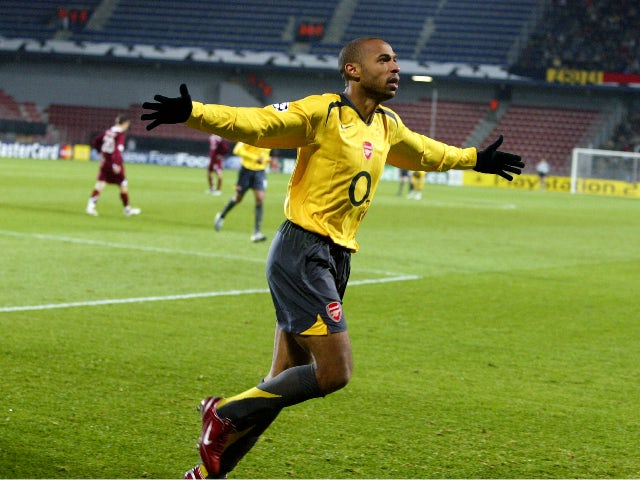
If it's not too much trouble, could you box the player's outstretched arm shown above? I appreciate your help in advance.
[141,83,193,131]
[474,135,524,181]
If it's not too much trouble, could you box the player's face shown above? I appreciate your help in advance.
[358,40,400,102]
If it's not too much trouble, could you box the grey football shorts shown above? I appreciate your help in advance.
[266,220,351,335]
[237,167,266,193]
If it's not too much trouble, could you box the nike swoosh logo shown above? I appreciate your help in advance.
[202,422,214,446]
[340,124,353,130]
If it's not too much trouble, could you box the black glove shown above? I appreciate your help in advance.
[140,83,193,131]
[474,135,524,181]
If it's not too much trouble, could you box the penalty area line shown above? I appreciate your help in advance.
[0,275,420,313]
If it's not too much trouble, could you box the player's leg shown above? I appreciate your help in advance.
[206,165,214,192]
[119,181,130,208]
[210,326,312,475]
[413,171,425,200]
[250,187,266,242]
[407,172,415,198]
[267,324,312,379]
[217,328,351,420]
[397,170,407,196]
[197,223,352,475]
[200,221,352,474]
[214,160,224,193]
[204,329,352,476]
[214,170,247,231]
[86,180,106,215]
[120,180,141,216]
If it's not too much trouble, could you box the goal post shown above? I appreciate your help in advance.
[570,148,640,195]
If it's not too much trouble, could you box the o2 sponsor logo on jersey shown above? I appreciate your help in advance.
[363,141,373,160]
[272,102,290,112]
[326,301,343,322]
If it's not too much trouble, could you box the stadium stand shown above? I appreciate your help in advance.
[44,103,208,145]
[0,0,100,40]
[70,0,339,52]
[417,0,541,66]
[512,0,640,75]
[20,102,45,123]
[0,89,23,120]
[0,89,48,139]
[481,105,604,175]
[600,104,640,152]
[316,0,438,58]
[1,0,538,67]
[390,99,488,147]
[1,0,637,173]
[45,104,123,144]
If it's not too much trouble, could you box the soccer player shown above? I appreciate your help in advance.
[536,157,550,190]
[213,141,272,242]
[206,134,229,195]
[396,168,411,196]
[408,170,426,199]
[141,37,524,478]
[86,114,141,217]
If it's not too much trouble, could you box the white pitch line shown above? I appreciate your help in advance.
[0,288,269,313]
[428,200,517,210]
[0,229,420,312]
[0,229,266,263]
[0,275,419,313]
[0,229,416,276]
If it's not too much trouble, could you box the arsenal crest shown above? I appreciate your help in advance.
[326,301,343,322]
[363,141,373,160]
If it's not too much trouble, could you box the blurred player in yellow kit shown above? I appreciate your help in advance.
[407,170,426,199]
[213,141,272,242]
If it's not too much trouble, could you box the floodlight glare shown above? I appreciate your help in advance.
[411,75,433,82]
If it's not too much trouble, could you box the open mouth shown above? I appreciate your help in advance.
[388,77,400,89]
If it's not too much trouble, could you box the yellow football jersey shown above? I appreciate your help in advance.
[232,142,271,171]
[186,93,477,251]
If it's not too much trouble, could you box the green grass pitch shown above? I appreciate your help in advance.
[1,157,639,478]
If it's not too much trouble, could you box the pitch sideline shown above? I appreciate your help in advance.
[0,275,419,313]
[0,229,419,313]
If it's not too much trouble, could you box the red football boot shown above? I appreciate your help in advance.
[184,463,227,479]
[184,463,208,479]
[198,397,235,476]
[184,463,229,479]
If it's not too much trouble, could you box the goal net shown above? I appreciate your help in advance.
[570,148,640,196]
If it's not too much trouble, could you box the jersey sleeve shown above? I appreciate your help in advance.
[185,99,314,149]
[386,112,477,172]
[91,132,103,151]
[111,131,126,164]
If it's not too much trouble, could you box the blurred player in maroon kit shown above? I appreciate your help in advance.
[86,114,141,217]
[206,134,229,195]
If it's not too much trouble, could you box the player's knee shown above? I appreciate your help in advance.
[318,365,352,395]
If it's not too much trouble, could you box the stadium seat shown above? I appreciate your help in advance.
[481,105,603,175]
[391,99,488,147]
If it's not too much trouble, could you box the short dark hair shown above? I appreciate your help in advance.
[115,114,130,125]
[338,37,381,82]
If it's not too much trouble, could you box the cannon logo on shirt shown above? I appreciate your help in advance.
[363,141,373,160]
[272,102,290,112]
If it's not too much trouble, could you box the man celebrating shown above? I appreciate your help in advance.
[141,37,523,478]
